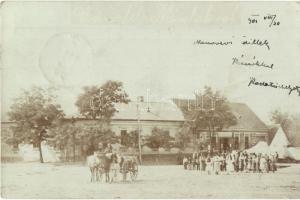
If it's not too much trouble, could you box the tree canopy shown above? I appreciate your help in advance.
[121,130,139,148]
[75,80,130,120]
[270,110,300,146]
[7,87,65,162]
[181,86,237,150]
[145,127,173,149]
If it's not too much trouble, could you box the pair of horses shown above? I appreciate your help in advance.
[87,152,138,183]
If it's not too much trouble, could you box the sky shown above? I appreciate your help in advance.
[1,1,300,123]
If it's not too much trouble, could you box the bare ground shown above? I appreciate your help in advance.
[1,162,300,198]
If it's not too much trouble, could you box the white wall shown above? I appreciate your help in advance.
[111,120,183,137]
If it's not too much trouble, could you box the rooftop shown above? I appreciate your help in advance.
[172,98,269,132]
[112,101,185,122]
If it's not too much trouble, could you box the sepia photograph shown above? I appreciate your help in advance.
[1,1,300,199]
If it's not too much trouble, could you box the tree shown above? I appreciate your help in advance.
[270,109,291,131]
[121,130,139,148]
[75,81,130,120]
[174,126,192,149]
[50,119,119,160]
[74,81,129,157]
[145,127,173,149]
[49,119,81,161]
[269,110,300,146]
[183,86,237,153]
[8,87,64,163]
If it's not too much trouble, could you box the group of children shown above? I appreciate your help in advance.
[182,151,279,175]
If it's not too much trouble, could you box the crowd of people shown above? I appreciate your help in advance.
[182,151,279,175]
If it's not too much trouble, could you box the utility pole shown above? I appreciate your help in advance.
[71,117,76,162]
[136,98,142,164]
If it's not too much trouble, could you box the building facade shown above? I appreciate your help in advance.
[173,99,269,152]
[110,101,184,138]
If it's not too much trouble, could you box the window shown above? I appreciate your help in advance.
[234,136,239,150]
[120,130,127,145]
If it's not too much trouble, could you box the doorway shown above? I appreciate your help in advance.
[220,138,229,152]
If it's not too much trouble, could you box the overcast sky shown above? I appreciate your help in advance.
[2,1,300,123]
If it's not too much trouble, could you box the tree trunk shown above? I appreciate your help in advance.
[38,140,44,163]
[72,133,76,162]
[80,136,84,161]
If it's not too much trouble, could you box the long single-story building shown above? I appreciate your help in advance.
[111,101,185,138]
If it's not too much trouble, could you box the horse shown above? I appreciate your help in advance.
[87,152,102,182]
[108,154,121,183]
[97,153,116,183]
[87,152,115,183]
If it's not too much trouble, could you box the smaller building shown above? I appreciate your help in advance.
[173,99,269,152]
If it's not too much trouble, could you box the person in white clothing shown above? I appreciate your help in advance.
[206,156,213,175]
[226,154,235,174]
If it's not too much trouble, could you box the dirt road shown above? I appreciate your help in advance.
[2,163,300,198]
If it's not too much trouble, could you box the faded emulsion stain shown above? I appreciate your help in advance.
[39,33,94,89]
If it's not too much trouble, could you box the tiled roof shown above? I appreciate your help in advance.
[112,101,185,122]
[172,98,268,132]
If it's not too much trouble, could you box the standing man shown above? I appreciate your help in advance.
[104,143,113,154]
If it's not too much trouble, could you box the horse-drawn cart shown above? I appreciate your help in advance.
[120,155,139,181]
[87,151,139,183]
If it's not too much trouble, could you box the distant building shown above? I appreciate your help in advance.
[173,99,269,152]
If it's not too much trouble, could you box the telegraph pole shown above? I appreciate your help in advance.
[136,99,142,164]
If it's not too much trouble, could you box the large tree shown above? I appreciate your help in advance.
[8,87,64,163]
[75,80,130,120]
[121,130,139,148]
[183,86,237,152]
[49,118,81,161]
[50,120,119,160]
[270,109,291,130]
[269,110,300,146]
[174,125,192,149]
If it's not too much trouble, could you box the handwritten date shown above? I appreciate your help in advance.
[248,14,280,27]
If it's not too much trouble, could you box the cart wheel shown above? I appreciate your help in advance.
[130,170,138,181]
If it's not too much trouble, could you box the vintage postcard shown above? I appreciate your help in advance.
[1,1,300,199]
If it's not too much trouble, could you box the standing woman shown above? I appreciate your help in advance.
[198,154,202,172]
[253,154,257,173]
[257,154,262,173]
[271,154,277,172]
[183,156,188,170]
[261,155,267,173]
[201,154,206,172]
[196,155,200,171]
[206,155,213,175]
[214,154,221,175]
[239,153,244,172]
[247,154,252,173]
[235,152,240,172]
[244,152,248,172]
[226,154,235,174]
